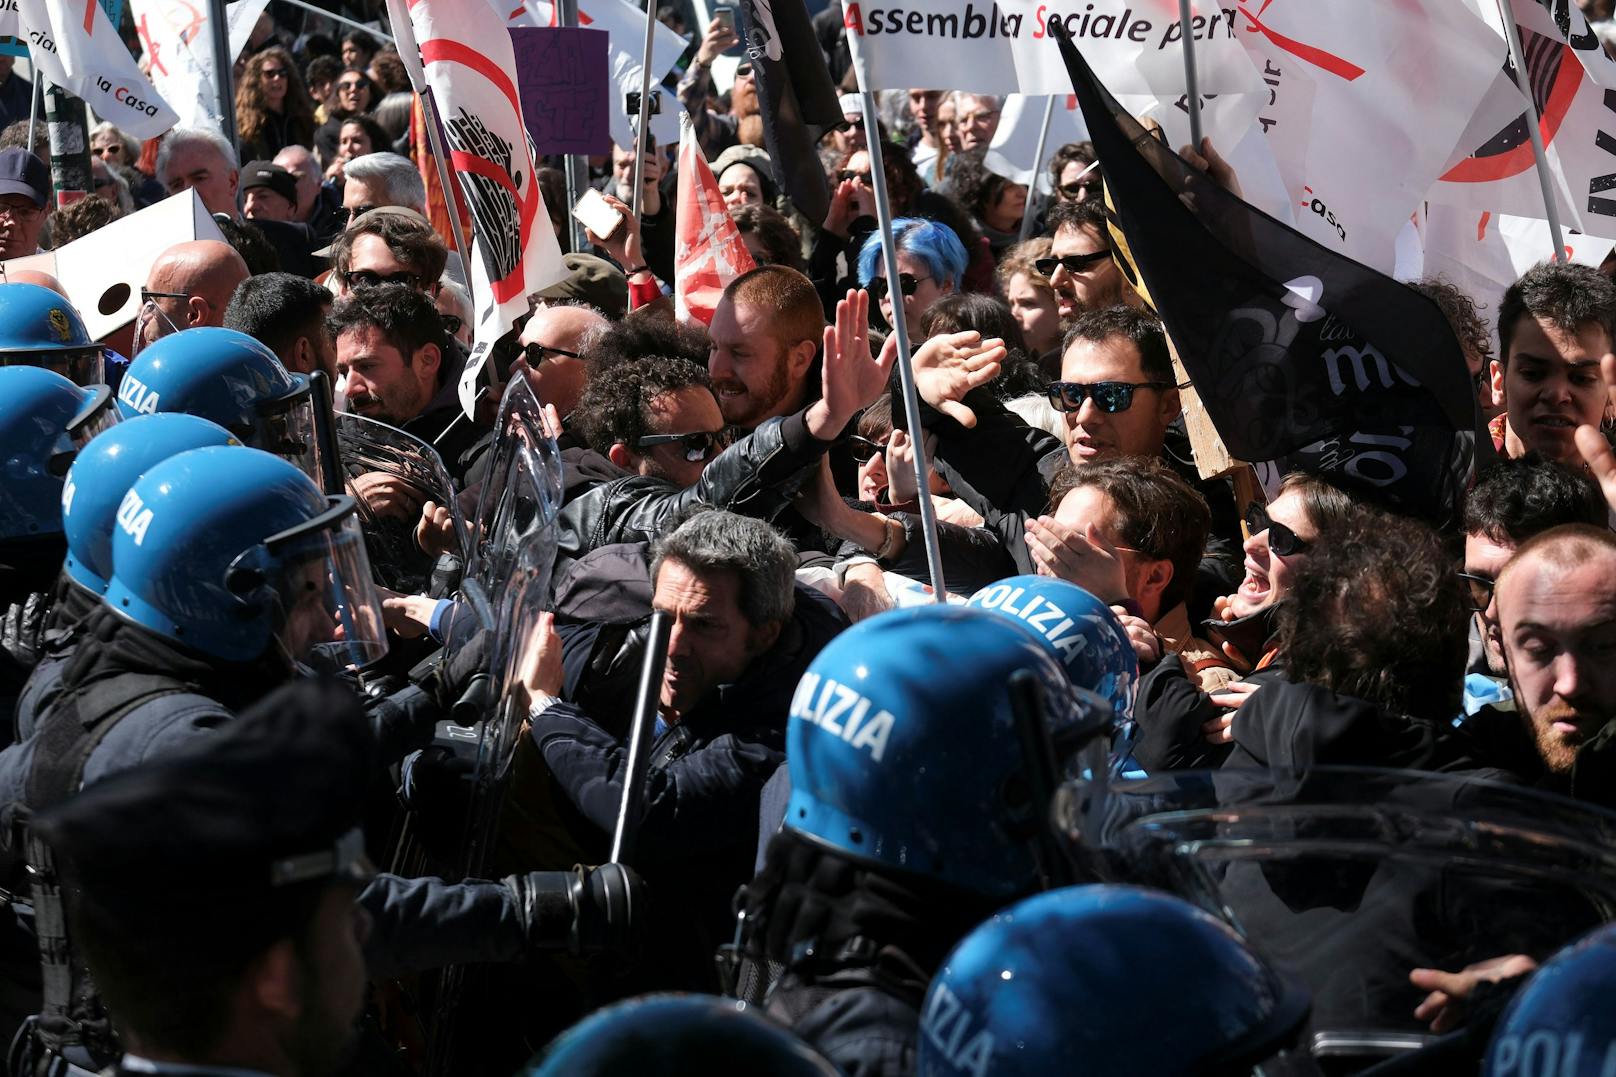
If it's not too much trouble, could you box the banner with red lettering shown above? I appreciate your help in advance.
[18,0,178,138]
[125,0,268,133]
[394,0,566,417]
[674,114,755,325]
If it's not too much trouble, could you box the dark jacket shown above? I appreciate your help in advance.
[12,581,99,743]
[554,410,831,583]
[401,361,487,488]
[527,584,848,990]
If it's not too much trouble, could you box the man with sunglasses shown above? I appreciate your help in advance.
[1041,198,1129,324]
[327,206,449,301]
[510,303,609,426]
[135,239,251,353]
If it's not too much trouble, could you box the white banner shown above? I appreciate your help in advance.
[985,94,1087,191]
[1428,0,1616,241]
[127,0,270,133]
[403,0,566,418]
[17,0,178,138]
[1229,0,1504,273]
[521,0,686,151]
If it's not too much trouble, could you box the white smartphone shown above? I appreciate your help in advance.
[572,187,624,241]
[714,5,735,32]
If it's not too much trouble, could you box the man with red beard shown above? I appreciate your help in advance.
[707,265,825,432]
[1491,523,1616,805]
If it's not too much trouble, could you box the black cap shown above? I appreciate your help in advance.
[0,148,49,206]
[240,160,298,209]
[34,679,375,934]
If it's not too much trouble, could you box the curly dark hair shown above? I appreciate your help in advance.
[582,315,710,375]
[1410,276,1492,372]
[1045,195,1110,241]
[946,148,1014,223]
[338,115,391,158]
[1064,305,1173,384]
[919,293,1044,400]
[730,204,805,273]
[1462,453,1606,544]
[1279,511,1466,721]
[1498,261,1616,364]
[1049,140,1096,190]
[572,354,714,456]
[236,46,315,149]
[327,282,448,383]
[1047,455,1210,615]
[49,195,119,246]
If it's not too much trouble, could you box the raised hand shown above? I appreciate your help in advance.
[1024,517,1128,605]
[807,289,900,439]
[585,191,644,275]
[1574,352,1616,516]
[910,330,1007,428]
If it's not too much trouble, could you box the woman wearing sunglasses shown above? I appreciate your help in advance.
[856,217,967,340]
[235,46,317,164]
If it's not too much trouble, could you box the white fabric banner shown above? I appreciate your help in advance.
[1428,0,1616,241]
[985,94,1087,191]
[17,0,178,138]
[1228,0,1504,273]
[403,0,566,418]
[106,0,264,133]
[520,0,686,151]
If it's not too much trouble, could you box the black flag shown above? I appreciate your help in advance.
[736,0,843,225]
[1052,25,1492,526]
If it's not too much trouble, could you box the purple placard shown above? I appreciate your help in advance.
[510,26,612,158]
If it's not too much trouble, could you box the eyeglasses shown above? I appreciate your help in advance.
[337,80,365,93]
[140,287,191,306]
[1045,380,1172,414]
[0,197,41,221]
[1458,571,1496,614]
[634,428,732,462]
[91,144,121,158]
[1059,180,1099,199]
[837,169,872,186]
[735,64,754,79]
[440,313,464,336]
[523,341,582,365]
[261,67,289,80]
[848,434,884,463]
[843,117,865,130]
[1035,250,1112,277]
[346,203,382,221]
[868,273,930,302]
[1245,503,1312,558]
[341,269,423,289]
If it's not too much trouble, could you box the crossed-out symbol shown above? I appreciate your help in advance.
[1237,0,1364,82]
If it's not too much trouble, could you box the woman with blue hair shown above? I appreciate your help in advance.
[857,217,968,339]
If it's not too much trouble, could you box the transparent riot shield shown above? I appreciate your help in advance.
[1054,767,1616,1072]
[334,412,471,594]
[463,377,563,591]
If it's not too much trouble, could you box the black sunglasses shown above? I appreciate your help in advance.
[440,313,464,336]
[1035,250,1112,277]
[837,169,873,186]
[1045,380,1172,415]
[1245,503,1311,558]
[524,341,582,365]
[261,67,290,80]
[848,434,884,464]
[1059,180,1099,198]
[1457,571,1496,614]
[342,268,423,289]
[346,203,382,221]
[634,428,731,462]
[868,273,930,302]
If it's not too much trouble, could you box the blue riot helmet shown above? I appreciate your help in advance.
[61,413,240,593]
[968,575,1138,720]
[1484,923,1616,1077]
[114,327,326,482]
[526,994,840,1076]
[786,605,1102,899]
[0,284,107,386]
[0,366,119,541]
[918,885,1311,1077]
[103,446,387,667]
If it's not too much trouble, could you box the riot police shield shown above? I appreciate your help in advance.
[335,412,470,594]
[1055,768,1616,1073]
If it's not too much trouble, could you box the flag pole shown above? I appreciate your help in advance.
[559,0,590,253]
[628,0,657,218]
[855,83,947,601]
[1019,94,1056,243]
[25,70,38,156]
[1495,0,1567,262]
[208,0,239,159]
[1176,0,1202,147]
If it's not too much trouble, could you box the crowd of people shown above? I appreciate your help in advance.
[3,0,1616,1074]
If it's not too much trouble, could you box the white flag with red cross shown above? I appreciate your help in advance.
[674,114,755,326]
[15,0,178,139]
[391,0,567,417]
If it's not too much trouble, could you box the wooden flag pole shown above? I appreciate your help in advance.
[1019,95,1057,243]
[1495,0,1567,262]
[1176,0,1203,147]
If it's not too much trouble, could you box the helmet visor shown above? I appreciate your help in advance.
[50,385,120,476]
[255,389,324,484]
[0,347,106,387]
[267,506,389,669]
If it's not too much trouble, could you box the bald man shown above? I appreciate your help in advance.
[511,304,608,420]
[5,268,65,295]
[135,239,250,352]
[1492,523,1616,800]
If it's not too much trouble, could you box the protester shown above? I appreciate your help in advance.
[0,148,49,259]
[511,302,608,422]
[235,46,317,164]
[857,217,967,338]
[223,272,336,378]
[239,160,300,222]
[996,237,1063,367]
[135,239,251,350]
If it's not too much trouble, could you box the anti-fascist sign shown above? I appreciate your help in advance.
[843,0,1261,98]
[16,0,177,138]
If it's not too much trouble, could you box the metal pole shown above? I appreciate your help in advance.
[858,90,947,602]
[208,0,238,159]
[272,0,396,42]
[628,0,657,218]
[559,0,589,253]
[1019,94,1057,243]
[1496,0,1567,261]
[43,82,91,205]
[420,88,473,265]
[1176,0,1203,148]
[610,610,673,865]
[25,73,39,159]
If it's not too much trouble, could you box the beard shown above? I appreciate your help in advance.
[1524,699,1599,775]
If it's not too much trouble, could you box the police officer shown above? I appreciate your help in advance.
[732,606,1109,1075]
[0,283,107,387]
[0,367,118,725]
[917,885,1311,1076]
[1483,924,1616,1077]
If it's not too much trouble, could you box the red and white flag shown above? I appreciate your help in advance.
[389,0,567,417]
[674,115,755,325]
[14,0,178,139]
